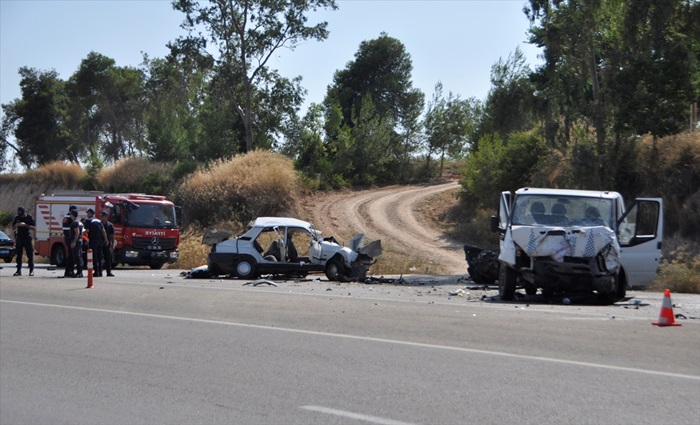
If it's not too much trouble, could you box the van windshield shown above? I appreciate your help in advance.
[512,195,614,228]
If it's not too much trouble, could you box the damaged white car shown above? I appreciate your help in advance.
[206,217,382,281]
[493,188,663,303]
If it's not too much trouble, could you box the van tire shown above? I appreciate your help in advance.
[498,262,517,301]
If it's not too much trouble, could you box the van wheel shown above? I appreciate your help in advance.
[599,275,625,305]
[498,262,517,301]
[51,245,66,267]
[615,273,627,301]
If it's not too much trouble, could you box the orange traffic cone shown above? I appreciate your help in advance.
[652,289,681,327]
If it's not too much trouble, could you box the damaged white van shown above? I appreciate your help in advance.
[492,188,663,303]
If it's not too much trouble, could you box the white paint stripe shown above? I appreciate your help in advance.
[2,299,699,381]
[300,405,417,425]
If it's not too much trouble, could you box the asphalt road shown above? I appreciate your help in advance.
[1,266,699,425]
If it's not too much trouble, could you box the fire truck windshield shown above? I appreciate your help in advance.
[126,204,177,228]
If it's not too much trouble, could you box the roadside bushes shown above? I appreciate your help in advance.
[97,157,177,195]
[177,150,299,227]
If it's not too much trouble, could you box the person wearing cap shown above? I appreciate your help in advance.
[62,205,78,277]
[100,211,115,277]
[69,209,84,278]
[86,208,107,277]
[12,206,35,276]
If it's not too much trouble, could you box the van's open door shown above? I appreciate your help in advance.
[618,198,663,288]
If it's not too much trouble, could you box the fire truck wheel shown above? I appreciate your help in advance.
[51,245,66,267]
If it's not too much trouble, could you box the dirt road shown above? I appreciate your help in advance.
[301,181,466,275]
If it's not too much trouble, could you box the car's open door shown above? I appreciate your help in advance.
[618,198,663,287]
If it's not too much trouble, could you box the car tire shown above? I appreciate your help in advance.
[51,244,66,267]
[324,258,345,281]
[235,257,258,279]
[498,262,517,301]
[149,263,164,270]
[3,256,12,263]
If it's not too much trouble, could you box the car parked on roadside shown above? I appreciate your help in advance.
[206,217,382,281]
[0,230,16,263]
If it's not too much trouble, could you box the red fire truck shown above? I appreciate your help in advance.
[35,191,180,269]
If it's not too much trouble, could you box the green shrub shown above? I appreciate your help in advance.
[0,210,13,227]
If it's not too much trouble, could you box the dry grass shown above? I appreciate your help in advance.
[29,161,85,186]
[177,150,300,227]
[171,227,211,270]
[369,248,439,275]
[97,157,175,193]
[649,236,700,294]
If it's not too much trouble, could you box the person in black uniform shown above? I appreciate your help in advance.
[12,206,36,276]
[100,211,115,277]
[62,205,78,277]
[86,208,107,277]
[69,209,84,278]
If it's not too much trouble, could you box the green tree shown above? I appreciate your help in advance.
[1,67,73,168]
[423,82,477,176]
[173,0,337,153]
[65,52,147,163]
[143,38,213,161]
[327,33,424,134]
[479,47,537,144]
[612,0,698,137]
[323,33,424,184]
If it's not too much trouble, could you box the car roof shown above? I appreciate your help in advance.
[249,217,313,230]
[0,230,9,238]
[515,187,622,199]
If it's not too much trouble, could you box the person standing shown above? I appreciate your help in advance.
[12,206,36,276]
[100,211,115,277]
[62,205,78,277]
[69,209,84,278]
[86,209,107,277]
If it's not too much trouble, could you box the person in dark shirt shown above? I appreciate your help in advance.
[62,205,78,277]
[86,209,107,277]
[100,211,115,277]
[69,210,84,278]
[12,206,35,276]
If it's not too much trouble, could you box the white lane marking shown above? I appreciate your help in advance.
[300,405,417,425]
[2,299,699,381]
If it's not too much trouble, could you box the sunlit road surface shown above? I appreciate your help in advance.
[2,267,699,425]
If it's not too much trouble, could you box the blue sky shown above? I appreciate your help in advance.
[1,0,542,117]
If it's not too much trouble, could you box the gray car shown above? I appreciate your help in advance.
[207,217,382,281]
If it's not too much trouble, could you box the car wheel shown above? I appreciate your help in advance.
[3,256,12,263]
[149,263,164,270]
[51,244,66,267]
[498,262,517,301]
[235,257,258,279]
[324,258,345,281]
